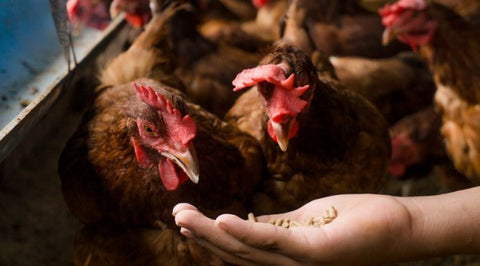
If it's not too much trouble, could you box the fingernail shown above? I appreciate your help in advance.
[172,205,182,216]
[180,227,193,238]
[172,209,179,216]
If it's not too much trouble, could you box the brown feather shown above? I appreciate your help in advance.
[301,0,410,58]
[73,224,226,266]
[331,52,436,124]
[226,0,390,213]
[414,3,480,183]
[227,43,391,213]
[59,78,264,227]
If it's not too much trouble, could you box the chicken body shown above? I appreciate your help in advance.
[330,52,436,124]
[387,105,474,192]
[389,106,445,177]
[99,2,182,89]
[61,3,265,264]
[59,78,263,227]
[301,0,409,58]
[432,0,480,24]
[101,2,263,117]
[73,224,226,266]
[228,49,391,213]
[167,4,262,117]
[381,0,480,183]
[61,1,264,227]
[240,0,288,42]
[227,0,391,213]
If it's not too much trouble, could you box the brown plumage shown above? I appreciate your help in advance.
[358,0,480,24]
[59,78,264,265]
[73,224,226,266]
[240,0,289,42]
[330,52,436,124]
[161,2,262,117]
[60,3,266,263]
[103,2,262,117]
[198,19,273,53]
[59,78,263,227]
[198,0,289,54]
[431,0,480,24]
[388,106,445,178]
[99,2,182,89]
[199,0,259,21]
[381,0,480,183]
[299,0,409,58]
[387,106,474,192]
[109,0,259,28]
[226,0,391,213]
[61,5,267,259]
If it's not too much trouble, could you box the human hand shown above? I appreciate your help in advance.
[173,194,415,265]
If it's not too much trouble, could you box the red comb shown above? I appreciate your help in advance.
[232,64,286,91]
[232,64,310,96]
[133,82,168,110]
[66,0,79,20]
[125,13,149,28]
[252,0,269,8]
[133,82,197,145]
[379,0,427,19]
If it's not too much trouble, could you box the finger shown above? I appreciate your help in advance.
[188,228,300,266]
[172,203,198,216]
[174,208,216,233]
[252,209,301,223]
[175,210,299,265]
[254,197,343,223]
[192,236,258,266]
[216,214,325,258]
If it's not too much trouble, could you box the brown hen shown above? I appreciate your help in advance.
[330,52,436,124]
[388,106,445,178]
[60,10,264,260]
[73,224,226,266]
[226,0,391,213]
[381,0,480,183]
[59,78,263,265]
[429,0,480,24]
[166,2,263,117]
[103,1,262,117]
[300,0,409,58]
[59,78,263,227]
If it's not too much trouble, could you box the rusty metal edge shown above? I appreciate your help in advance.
[0,16,127,163]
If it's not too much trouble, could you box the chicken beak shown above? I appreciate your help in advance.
[271,119,294,152]
[382,27,399,46]
[161,142,200,184]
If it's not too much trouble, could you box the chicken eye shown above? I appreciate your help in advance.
[143,124,158,137]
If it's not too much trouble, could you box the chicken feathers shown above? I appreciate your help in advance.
[226,0,391,213]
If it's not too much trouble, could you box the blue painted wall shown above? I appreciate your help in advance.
[0,0,61,91]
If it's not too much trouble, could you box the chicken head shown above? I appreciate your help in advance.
[66,0,111,30]
[130,82,199,191]
[388,134,419,177]
[252,0,269,9]
[110,0,151,27]
[380,0,438,50]
[232,47,314,152]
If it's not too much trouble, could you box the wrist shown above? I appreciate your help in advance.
[398,187,480,259]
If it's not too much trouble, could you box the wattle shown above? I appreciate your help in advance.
[158,158,188,191]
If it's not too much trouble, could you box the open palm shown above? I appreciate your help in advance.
[173,194,414,265]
